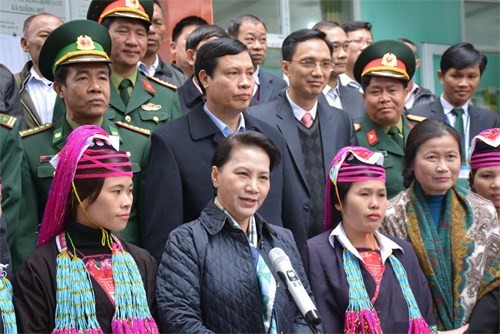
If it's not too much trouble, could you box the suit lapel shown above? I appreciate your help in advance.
[431,99,447,122]
[467,105,481,143]
[21,93,41,124]
[257,72,271,103]
[188,104,225,145]
[317,97,336,174]
[275,97,308,188]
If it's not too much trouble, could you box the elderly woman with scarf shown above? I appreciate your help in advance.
[303,146,436,334]
[13,126,158,333]
[381,119,499,333]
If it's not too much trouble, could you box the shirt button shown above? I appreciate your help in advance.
[125,115,132,122]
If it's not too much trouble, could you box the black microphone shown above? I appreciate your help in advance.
[269,247,321,329]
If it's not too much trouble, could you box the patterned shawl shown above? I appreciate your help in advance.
[381,182,499,331]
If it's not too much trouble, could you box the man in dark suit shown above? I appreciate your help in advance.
[409,43,500,157]
[248,29,357,238]
[144,38,305,262]
[313,21,365,122]
[138,0,186,87]
[176,24,229,114]
[228,15,287,105]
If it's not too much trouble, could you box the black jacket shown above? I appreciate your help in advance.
[156,201,316,333]
[143,104,307,262]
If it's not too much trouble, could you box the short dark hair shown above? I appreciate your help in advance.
[185,24,228,51]
[312,20,341,31]
[398,38,418,59]
[440,42,487,75]
[23,13,62,37]
[171,15,208,42]
[212,131,281,172]
[282,29,333,61]
[403,119,462,188]
[342,21,372,34]
[194,38,248,94]
[360,75,409,91]
[227,15,267,38]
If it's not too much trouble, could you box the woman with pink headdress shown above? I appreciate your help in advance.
[13,126,158,333]
[303,146,436,334]
[469,128,500,217]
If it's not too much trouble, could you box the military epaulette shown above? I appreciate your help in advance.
[20,123,52,138]
[115,121,151,136]
[0,113,17,129]
[146,74,177,91]
[354,123,361,132]
[406,114,427,123]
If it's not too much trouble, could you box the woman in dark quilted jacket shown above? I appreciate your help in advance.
[156,131,318,333]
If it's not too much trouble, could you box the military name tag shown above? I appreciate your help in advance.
[39,155,55,163]
[141,103,161,111]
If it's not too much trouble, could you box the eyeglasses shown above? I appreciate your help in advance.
[348,39,373,47]
[291,59,333,70]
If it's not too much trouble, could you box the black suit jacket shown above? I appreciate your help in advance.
[176,76,204,115]
[143,103,306,261]
[408,98,500,144]
[154,57,186,88]
[338,83,365,122]
[251,70,287,105]
[248,94,358,234]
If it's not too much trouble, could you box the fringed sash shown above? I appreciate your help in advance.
[343,248,435,334]
[405,182,499,330]
[0,266,16,334]
[53,233,158,333]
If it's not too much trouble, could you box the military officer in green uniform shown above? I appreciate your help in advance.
[87,0,181,132]
[0,113,23,255]
[353,40,426,198]
[15,19,150,271]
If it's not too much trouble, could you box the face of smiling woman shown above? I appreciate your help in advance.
[211,145,271,232]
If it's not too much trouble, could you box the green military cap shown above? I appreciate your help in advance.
[87,0,153,25]
[353,40,416,84]
[39,20,111,82]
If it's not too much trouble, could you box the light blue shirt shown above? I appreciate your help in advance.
[203,104,246,137]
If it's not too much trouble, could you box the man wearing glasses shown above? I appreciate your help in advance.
[340,21,373,93]
[313,21,365,122]
[249,29,357,238]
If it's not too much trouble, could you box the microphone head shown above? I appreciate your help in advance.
[269,247,291,272]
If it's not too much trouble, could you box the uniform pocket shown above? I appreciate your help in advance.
[37,164,55,178]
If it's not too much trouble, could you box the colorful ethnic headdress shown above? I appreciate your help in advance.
[325,147,435,334]
[324,146,385,231]
[37,126,158,333]
[38,125,131,248]
[468,128,500,170]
